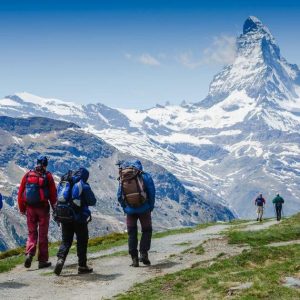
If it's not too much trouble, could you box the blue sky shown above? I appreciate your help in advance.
[0,0,299,108]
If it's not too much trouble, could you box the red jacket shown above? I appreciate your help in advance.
[18,168,57,214]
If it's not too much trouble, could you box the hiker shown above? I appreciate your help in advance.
[254,193,266,222]
[54,167,96,276]
[272,193,284,221]
[117,160,155,267]
[17,155,57,269]
[0,193,2,210]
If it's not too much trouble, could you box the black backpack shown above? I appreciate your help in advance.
[53,171,77,224]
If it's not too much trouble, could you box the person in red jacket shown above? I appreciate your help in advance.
[18,155,57,269]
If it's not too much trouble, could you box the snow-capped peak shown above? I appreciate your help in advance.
[198,16,300,109]
[243,16,273,37]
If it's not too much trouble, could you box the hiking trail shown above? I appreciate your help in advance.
[0,219,277,300]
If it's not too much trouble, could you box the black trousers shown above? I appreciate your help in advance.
[126,211,152,257]
[275,204,282,221]
[57,222,89,267]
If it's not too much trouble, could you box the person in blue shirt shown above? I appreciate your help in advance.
[117,160,155,267]
[0,193,3,210]
[54,167,97,276]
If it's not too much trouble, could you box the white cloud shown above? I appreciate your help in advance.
[203,35,236,65]
[177,35,236,69]
[138,53,160,66]
[177,50,202,69]
[125,53,161,66]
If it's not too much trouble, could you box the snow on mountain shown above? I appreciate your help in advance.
[0,16,300,219]
[0,116,233,250]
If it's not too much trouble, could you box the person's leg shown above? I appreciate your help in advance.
[37,207,50,263]
[279,206,282,220]
[55,223,74,275]
[259,207,263,221]
[139,211,152,254]
[25,207,38,268]
[26,207,38,257]
[57,223,74,260]
[276,205,282,221]
[75,222,89,267]
[256,207,260,221]
[75,222,92,274]
[127,214,139,258]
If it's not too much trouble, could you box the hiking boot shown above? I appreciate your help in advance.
[139,252,151,265]
[78,265,93,274]
[256,218,259,221]
[24,254,33,268]
[38,261,52,269]
[131,257,139,267]
[54,258,65,276]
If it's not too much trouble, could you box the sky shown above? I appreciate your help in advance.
[0,0,299,108]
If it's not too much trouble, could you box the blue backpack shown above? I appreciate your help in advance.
[256,197,264,206]
[54,170,78,224]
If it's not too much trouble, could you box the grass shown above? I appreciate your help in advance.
[173,241,192,246]
[116,213,300,300]
[227,214,300,247]
[182,244,205,255]
[116,244,300,300]
[0,232,127,274]
[152,222,215,239]
[0,221,217,274]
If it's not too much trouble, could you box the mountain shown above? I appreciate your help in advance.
[0,116,233,251]
[0,16,299,219]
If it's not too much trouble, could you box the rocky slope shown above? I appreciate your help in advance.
[0,116,233,251]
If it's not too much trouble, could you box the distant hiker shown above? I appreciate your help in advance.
[54,167,96,276]
[272,193,284,221]
[17,155,57,269]
[0,193,2,210]
[255,193,266,222]
[117,160,155,267]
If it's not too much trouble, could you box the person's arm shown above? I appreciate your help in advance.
[117,183,125,208]
[144,173,156,211]
[47,173,57,209]
[0,193,3,210]
[17,174,27,214]
[82,183,97,207]
[254,198,257,206]
[263,198,266,206]
[281,196,284,203]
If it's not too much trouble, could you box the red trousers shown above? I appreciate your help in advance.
[25,206,50,262]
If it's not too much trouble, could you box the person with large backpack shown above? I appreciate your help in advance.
[54,167,96,276]
[17,155,57,269]
[254,193,266,222]
[117,160,155,267]
[272,193,285,221]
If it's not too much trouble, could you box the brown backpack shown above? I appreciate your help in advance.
[120,167,147,208]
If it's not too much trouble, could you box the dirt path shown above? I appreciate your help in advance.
[0,220,276,300]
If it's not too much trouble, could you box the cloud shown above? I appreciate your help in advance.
[203,35,236,65]
[177,50,202,69]
[177,35,236,69]
[125,53,161,66]
[137,53,160,66]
